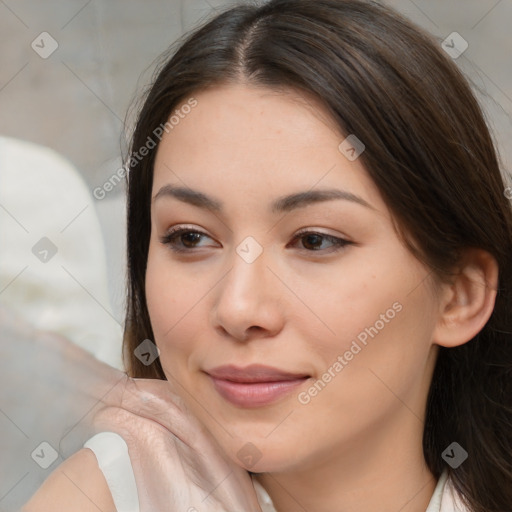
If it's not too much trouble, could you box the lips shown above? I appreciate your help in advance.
[206,364,310,382]
[205,364,311,407]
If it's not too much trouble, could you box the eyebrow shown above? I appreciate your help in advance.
[153,185,374,214]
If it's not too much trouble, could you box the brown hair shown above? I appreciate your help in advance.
[122,1,512,509]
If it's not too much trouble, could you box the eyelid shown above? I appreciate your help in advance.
[293,226,347,238]
[165,224,208,236]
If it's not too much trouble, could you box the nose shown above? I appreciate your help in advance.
[211,243,284,343]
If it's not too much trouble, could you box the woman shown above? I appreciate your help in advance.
[24,0,512,511]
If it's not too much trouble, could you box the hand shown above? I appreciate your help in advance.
[92,375,263,512]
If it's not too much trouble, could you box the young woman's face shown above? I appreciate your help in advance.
[146,83,441,473]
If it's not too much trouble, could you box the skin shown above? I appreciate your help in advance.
[24,84,498,512]
[23,448,117,512]
[145,83,498,512]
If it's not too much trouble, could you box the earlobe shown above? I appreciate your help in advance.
[433,248,499,348]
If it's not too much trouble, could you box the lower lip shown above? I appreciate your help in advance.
[209,376,309,408]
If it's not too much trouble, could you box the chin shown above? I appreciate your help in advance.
[223,436,302,474]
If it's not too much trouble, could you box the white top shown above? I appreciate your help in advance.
[83,432,469,512]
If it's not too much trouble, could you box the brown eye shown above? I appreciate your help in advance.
[289,230,352,253]
[160,228,214,253]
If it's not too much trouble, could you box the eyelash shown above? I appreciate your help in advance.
[159,226,352,254]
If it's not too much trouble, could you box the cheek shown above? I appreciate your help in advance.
[289,293,436,460]
[304,263,437,416]
[286,252,407,360]
[301,243,436,386]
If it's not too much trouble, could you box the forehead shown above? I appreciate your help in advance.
[152,83,384,214]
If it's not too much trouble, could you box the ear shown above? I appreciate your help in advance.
[433,248,499,348]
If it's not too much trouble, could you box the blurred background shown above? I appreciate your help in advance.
[0,0,511,510]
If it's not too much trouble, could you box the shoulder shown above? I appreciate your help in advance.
[22,448,117,512]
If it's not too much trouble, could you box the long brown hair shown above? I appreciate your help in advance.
[122,1,512,509]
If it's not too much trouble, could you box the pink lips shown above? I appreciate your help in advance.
[205,364,310,408]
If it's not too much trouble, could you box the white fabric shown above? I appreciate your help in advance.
[83,431,468,512]
[0,136,123,369]
[84,432,140,512]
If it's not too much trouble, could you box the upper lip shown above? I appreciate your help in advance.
[205,364,310,383]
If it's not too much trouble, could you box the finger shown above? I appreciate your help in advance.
[92,404,175,442]
[92,405,136,440]
[123,392,201,446]
[128,377,189,412]
[99,377,212,450]
[93,375,183,415]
